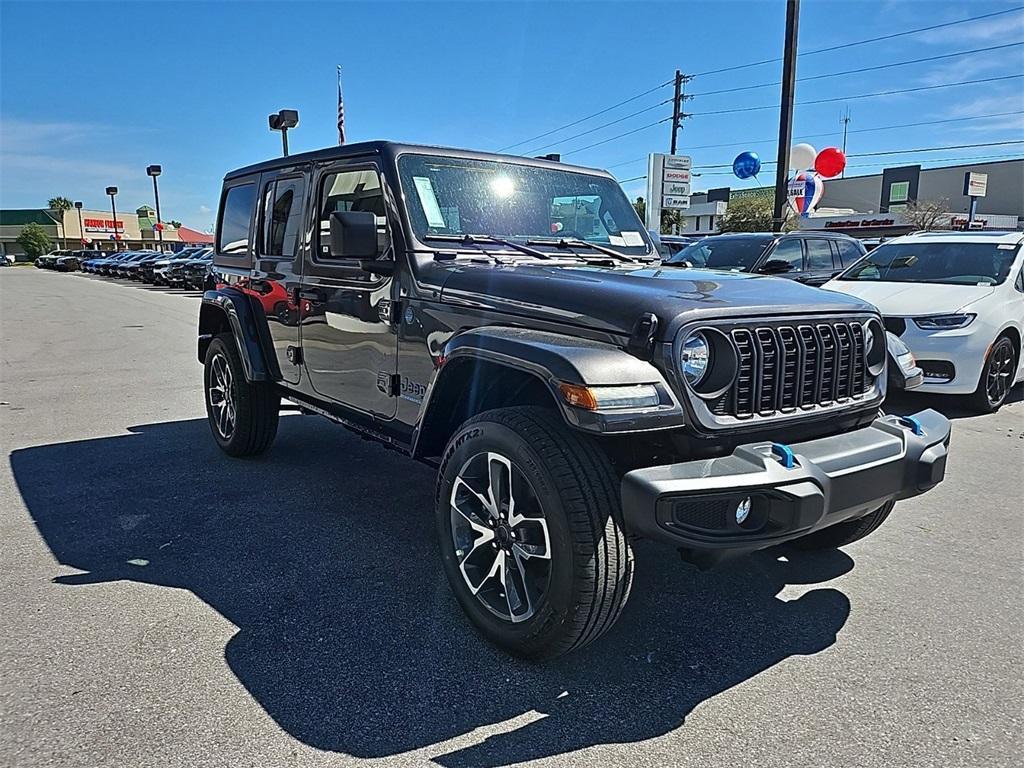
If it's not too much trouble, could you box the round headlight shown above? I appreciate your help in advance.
[681,332,711,386]
[864,322,874,356]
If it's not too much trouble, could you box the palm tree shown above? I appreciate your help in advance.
[47,196,74,248]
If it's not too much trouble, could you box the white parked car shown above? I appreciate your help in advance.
[824,231,1024,413]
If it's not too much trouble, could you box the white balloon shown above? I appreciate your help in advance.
[789,143,817,172]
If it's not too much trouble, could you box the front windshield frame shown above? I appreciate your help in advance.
[396,152,656,258]
[666,235,774,271]
[836,240,1021,286]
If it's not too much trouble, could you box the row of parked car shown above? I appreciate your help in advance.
[36,247,214,290]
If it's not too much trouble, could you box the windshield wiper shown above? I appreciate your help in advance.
[423,234,553,260]
[526,237,644,264]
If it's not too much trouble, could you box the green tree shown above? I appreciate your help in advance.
[47,196,73,247]
[17,222,52,259]
[632,197,646,221]
[168,220,182,229]
[719,195,794,233]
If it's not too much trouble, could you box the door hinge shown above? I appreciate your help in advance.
[377,371,400,396]
[378,299,401,324]
[287,345,303,365]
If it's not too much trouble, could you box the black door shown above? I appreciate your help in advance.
[800,238,841,285]
[249,168,307,384]
[299,160,398,419]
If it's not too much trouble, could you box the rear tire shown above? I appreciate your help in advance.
[968,335,1016,414]
[203,333,279,457]
[791,499,895,550]
[436,406,633,660]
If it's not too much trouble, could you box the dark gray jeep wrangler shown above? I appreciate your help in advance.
[198,142,950,659]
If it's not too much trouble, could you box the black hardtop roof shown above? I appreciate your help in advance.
[224,141,612,181]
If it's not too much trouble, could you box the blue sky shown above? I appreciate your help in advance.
[1,0,1022,230]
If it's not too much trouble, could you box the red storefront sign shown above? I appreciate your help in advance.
[83,218,124,232]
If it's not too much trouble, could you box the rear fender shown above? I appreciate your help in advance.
[198,288,278,381]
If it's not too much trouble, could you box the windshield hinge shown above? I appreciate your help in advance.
[627,313,659,360]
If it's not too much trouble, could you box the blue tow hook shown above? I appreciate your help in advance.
[770,442,797,469]
[894,415,924,436]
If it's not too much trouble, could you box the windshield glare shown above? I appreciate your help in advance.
[398,154,654,256]
[839,241,1020,285]
[667,236,772,270]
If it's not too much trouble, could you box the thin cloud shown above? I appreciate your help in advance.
[918,11,1024,45]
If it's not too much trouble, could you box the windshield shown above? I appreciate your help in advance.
[838,241,1020,285]
[666,236,772,270]
[397,154,654,257]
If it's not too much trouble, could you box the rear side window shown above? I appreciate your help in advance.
[217,183,257,256]
[771,238,804,271]
[836,239,863,267]
[263,177,305,257]
[805,239,835,270]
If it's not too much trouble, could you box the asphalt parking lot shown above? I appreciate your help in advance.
[1,266,1021,768]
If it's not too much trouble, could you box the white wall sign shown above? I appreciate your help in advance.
[963,171,988,198]
[645,153,692,229]
[662,195,691,210]
[662,181,691,196]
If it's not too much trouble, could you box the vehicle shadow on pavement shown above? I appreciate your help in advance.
[10,417,853,765]
[884,384,1022,420]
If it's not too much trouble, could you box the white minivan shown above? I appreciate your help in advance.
[824,231,1024,412]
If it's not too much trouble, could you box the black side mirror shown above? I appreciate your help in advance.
[328,210,378,260]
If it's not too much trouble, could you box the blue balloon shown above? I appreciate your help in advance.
[732,151,761,180]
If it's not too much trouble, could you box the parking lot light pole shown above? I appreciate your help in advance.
[147,165,164,250]
[268,110,299,157]
[73,201,85,248]
[105,186,119,251]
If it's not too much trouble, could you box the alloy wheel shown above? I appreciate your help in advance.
[986,340,1014,407]
[449,452,552,623]
[208,352,236,439]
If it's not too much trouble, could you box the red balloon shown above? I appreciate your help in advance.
[814,147,846,178]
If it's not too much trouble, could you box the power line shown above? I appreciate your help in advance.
[559,117,674,158]
[615,144,1023,182]
[691,6,1024,78]
[693,74,1023,117]
[689,42,1024,98]
[497,7,1023,157]
[603,111,1024,169]
[685,153,1024,180]
[693,140,1024,169]
[523,98,673,156]
[496,78,673,152]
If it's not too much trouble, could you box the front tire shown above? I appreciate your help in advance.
[203,333,279,457]
[969,335,1016,414]
[791,499,895,550]
[436,407,634,660]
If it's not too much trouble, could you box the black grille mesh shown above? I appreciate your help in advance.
[710,320,871,418]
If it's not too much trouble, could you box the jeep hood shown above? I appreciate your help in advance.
[439,263,876,339]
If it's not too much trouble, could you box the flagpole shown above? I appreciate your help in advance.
[337,65,346,146]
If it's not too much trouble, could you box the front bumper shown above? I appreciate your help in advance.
[621,409,951,566]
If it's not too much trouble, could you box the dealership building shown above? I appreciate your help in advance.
[0,204,212,259]
[680,158,1024,238]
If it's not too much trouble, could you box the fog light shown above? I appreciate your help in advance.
[735,497,752,525]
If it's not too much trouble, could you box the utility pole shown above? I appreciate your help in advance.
[669,69,693,155]
[772,0,801,233]
[840,107,851,178]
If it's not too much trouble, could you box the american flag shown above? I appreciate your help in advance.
[337,65,346,145]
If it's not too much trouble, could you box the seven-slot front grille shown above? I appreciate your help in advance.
[710,319,871,419]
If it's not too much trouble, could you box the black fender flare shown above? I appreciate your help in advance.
[198,288,279,382]
[414,326,685,452]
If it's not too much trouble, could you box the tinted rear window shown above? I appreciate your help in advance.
[217,184,257,256]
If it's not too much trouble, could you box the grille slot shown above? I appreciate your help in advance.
[717,319,873,419]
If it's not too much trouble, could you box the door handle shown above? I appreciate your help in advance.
[294,287,322,301]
